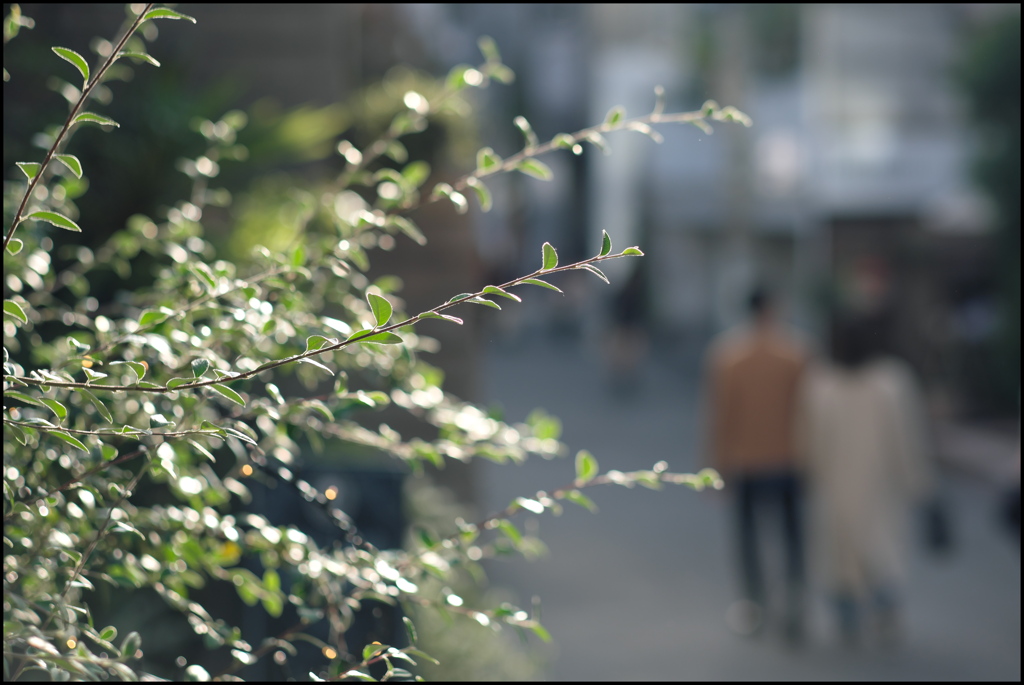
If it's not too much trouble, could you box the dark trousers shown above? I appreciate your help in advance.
[734,472,805,609]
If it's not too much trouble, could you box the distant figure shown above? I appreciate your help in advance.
[606,263,649,395]
[703,285,809,643]
[797,312,935,647]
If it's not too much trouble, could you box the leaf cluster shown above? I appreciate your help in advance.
[3,5,734,682]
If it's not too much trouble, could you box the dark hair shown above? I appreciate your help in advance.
[748,285,772,316]
[830,312,887,368]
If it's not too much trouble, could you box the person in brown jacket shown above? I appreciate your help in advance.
[703,285,809,643]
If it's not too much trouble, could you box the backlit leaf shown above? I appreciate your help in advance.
[15,162,40,180]
[541,242,558,270]
[600,230,612,256]
[517,159,552,180]
[72,112,119,128]
[52,46,89,83]
[482,285,521,302]
[209,383,245,406]
[4,300,28,323]
[520,279,562,293]
[575,450,598,485]
[26,210,80,232]
[142,8,197,22]
[367,293,393,327]
[51,430,88,452]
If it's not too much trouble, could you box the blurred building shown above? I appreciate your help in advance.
[420,3,1009,416]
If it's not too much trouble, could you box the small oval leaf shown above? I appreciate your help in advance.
[520,279,562,293]
[51,430,88,452]
[191,358,210,378]
[575,450,599,485]
[367,293,393,327]
[72,112,119,129]
[541,242,558,270]
[4,299,28,323]
[52,46,89,83]
[600,230,612,257]
[208,383,245,407]
[142,8,197,22]
[517,159,553,181]
[16,162,41,180]
[53,154,83,179]
[27,211,81,232]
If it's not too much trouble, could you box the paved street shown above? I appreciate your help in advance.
[472,325,1020,681]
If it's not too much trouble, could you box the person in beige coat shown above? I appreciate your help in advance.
[797,312,934,646]
[704,286,809,642]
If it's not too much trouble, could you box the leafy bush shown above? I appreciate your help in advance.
[3,4,739,681]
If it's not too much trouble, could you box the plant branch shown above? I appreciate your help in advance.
[3,3,156,255]
[6,248,642,393]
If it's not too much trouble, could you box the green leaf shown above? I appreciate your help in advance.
[304,335,333,353]
[191,358,210,378]
[541,242,558,270]
[585,131,609,154]
[420,312,463,325]
[497,520,522,546]
[117,51,160,67]
[52,46,89,83]
[367,293,393,327]
[514,497,544,514]
[72,112,119,128]
[466,297,501,310]
[517,159,553,181]
[403,648,440,666]
[579,264,610,284]
[6,238,24,255]
[348,330,403,345]
[600,230,612,256]
[142,7,197,22]
[362,642,387,661]
[99,626,117,642]
[604,105,626,126]
[530,622,553,643]
[51,430,88,452]
[5,390,42,407]
[4,299,28,323]
[478,35,501,63]
[482,285,521,302]
[39,398,66,420]
[150,414,174,428]
[513,115,539,149]
[389,216,426,246]
[465,177,492,211]
[476,147,501,171]
[109,360,146,383]
[298,357,334,375]
[26,210,81,232]
[575,450,599,485]
[520,278,562,293]
[166,377,192,389]
[621,247,644,256]
[552,133,576,150]
[138,307,173,327]
[564,489,598,513]
[15,162,40,180]
[75,388,112,424]
[119,631,141,659]
[209,383,245,407]
[401,160,430,189]
[403,616,417,644]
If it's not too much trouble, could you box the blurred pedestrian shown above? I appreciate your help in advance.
[703,285,810,643]
[606,262,649,396]
[797,312,935,647]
